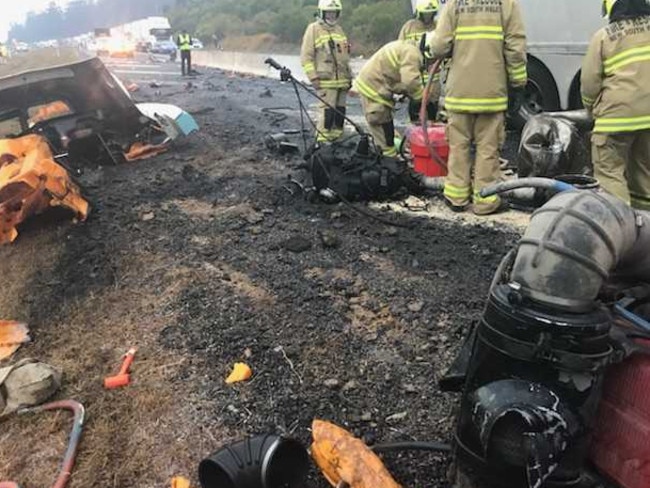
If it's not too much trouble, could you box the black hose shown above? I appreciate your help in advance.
[265,58,365,136]
[372,441,452,454]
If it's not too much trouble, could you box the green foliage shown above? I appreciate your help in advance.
[8,0,415,51]
[167,0,414,51]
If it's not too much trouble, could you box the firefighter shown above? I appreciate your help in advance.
[354,39,428,157]
[301,0,352,143]
[177,29,192,76]
[399,0,441,123]
[428,0,527,215]
[399,0,439,43]
[581,0,650,211]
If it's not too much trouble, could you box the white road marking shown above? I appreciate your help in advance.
[112,69,180,76]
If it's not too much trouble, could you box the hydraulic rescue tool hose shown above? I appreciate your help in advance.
[1,400,86,488]
[614,304,650,333]
[419,59,447,170]
[480,177,575,198]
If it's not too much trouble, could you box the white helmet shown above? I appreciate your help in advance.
[319,0,342,25]
[319,0,342,12]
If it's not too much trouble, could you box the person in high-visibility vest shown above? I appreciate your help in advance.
[176,29,193,76]
[301,0,352,143]
[581,0,650,210]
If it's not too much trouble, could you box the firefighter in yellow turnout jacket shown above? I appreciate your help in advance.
[399,0,441,122]
[429,0,527,215]
[581,0,650,211]
[301,0,352,143]
[354,41,426,157]
[399,0,439,42]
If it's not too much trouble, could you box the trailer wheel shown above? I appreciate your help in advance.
[508,59,561,131]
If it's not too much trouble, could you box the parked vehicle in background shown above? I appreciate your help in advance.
[418,0,604,117]
[13,42,29,53]
[93,28,111,56]
[107,36,136,58]
[191,38,204,49]
[150,39,177,61]
[518,0,604,112]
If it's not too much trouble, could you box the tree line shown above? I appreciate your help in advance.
[167,0,414,52]
[8,0,173,43]
[9,0,415,53]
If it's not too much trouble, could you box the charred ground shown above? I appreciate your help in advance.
[0,67,520,487]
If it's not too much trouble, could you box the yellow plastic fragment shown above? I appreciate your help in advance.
[171,476,191,488]
[225,362,253,384]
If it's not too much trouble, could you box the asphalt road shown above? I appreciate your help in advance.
[101,52,428,135]
[102,52,189,84]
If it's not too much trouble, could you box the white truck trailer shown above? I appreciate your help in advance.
[416,0,606,111]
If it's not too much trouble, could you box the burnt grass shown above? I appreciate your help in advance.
[9,70,518,487]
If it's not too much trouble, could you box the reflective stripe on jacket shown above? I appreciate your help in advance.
[398,18,435,43]
[300,20,352,85]
[353,40,424,108]
[398,18,441,86]
[581,15,650,133]
[429,0,527,113]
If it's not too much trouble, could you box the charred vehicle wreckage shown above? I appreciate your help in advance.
[196,61,650,488]
[0,56,198,243]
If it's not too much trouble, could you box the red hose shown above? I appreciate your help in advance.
[419,59,447,171]
[1,400,85,488]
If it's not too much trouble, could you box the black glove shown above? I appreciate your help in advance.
[280,68,292,82]
[509,86,526,117]
[426,101,439,122]
[408,98,422,123]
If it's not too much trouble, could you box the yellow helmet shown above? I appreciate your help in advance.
[602,0,617,17]
[318,0,342,11]
[416,0,439,15]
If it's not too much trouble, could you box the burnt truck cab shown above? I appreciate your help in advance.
[0,56,196,165]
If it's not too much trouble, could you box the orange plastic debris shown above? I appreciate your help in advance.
[0,321,30,361]
[225,362,253,384]
[311,420,402,488]
[171,476,191,488]
[124,141,169,161]
[0,134,89,244]
[29,101,73,125]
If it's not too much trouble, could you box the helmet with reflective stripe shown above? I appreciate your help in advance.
[318,0,342,11]
[602,0,617,17]
[416,0,439,15]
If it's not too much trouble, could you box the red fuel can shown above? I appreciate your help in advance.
[591,346,650,488]
[408,124,449,177]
